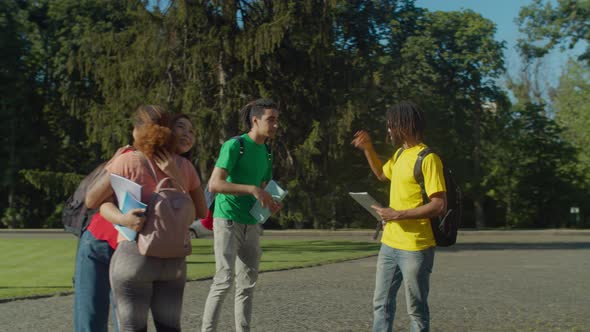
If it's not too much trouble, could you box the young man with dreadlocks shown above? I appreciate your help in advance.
[352,101,447,332]
[201,99,282,332]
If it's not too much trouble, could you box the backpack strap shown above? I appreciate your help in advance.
[231,135,272,161]
[232,135,245,157]
[155,177,179,191]
[135,151,159,182]
[414,147,434,204]
[264,142,272,161]
[137,152,189,192]
[394,148,404,163]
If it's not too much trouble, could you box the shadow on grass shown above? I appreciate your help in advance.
[186,261,215,265]
[441,242,590,251]
[191,239,589,252]
[0,286,71,289]
[259,260,309,263]
[260,241,380,253]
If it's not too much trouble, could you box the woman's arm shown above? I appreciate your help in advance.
[99,202,146,232]
[85,172,114,209]
[190,188,208,219]
[85,146,132,209]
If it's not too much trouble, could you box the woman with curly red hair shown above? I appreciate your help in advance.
[86,105,206,331]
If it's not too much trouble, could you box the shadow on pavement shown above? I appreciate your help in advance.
[261,241,380,252]
[441,242,590,251]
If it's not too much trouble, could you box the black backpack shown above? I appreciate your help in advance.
[61,163,107,237]
[395,147,462,247]
[61,146,134,237]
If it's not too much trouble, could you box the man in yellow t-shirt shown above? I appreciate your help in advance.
[352,101,447,332]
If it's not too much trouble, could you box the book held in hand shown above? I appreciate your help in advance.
[249,180,288,224]
[114,192,147,241]
[110,174,144,241]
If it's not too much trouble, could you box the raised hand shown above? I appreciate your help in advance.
[351,130,374,151]
[154,149,177,176]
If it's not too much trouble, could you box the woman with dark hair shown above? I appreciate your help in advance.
[168,113,207,215]
[86,105,206,331]
[352,101,447,332]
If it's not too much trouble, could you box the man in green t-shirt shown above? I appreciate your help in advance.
[352,101,447,332]
[202,99,282,332]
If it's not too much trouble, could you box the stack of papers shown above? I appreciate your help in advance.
[250,180,288,224]
[110,174,144,241]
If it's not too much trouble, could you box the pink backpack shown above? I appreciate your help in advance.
[137,157,195,258]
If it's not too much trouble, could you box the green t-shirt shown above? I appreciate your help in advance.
[213,134,272,224]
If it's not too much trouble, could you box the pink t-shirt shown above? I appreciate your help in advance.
[105,151,200,241]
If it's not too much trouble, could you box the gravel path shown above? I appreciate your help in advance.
[1,230,589,331]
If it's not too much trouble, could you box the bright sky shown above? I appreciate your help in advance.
[416,0,585,89]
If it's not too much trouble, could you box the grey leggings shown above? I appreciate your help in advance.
[110,240,186,332]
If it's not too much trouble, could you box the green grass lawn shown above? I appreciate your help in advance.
[0,238,378,300]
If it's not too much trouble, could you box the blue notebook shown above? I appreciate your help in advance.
[249,180,288,224]
[114,191,147,241]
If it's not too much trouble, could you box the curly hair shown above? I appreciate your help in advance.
[132,105,174,158]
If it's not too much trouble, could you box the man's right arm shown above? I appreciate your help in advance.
[208,167,274,208]
[363,146,388,182]
[352,130,388,182]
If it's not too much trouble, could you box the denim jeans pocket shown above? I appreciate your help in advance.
[86,237,114,264]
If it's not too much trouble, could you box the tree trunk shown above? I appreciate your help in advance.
[217,51,226,100]
[474,199,486,229]
[472,99,486,229]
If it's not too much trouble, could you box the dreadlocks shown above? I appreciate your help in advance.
[239,98,278,131]
[386,101,426,146]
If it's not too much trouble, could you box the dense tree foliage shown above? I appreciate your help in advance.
[553,60,590,183]
[1,0,587,229]
[518,0,590,64]
[517,0,590,227]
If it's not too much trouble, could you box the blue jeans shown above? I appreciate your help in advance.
[73,230,118,332]
[372,244,434,332]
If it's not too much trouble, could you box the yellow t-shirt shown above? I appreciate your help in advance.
[381,143,446,251]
